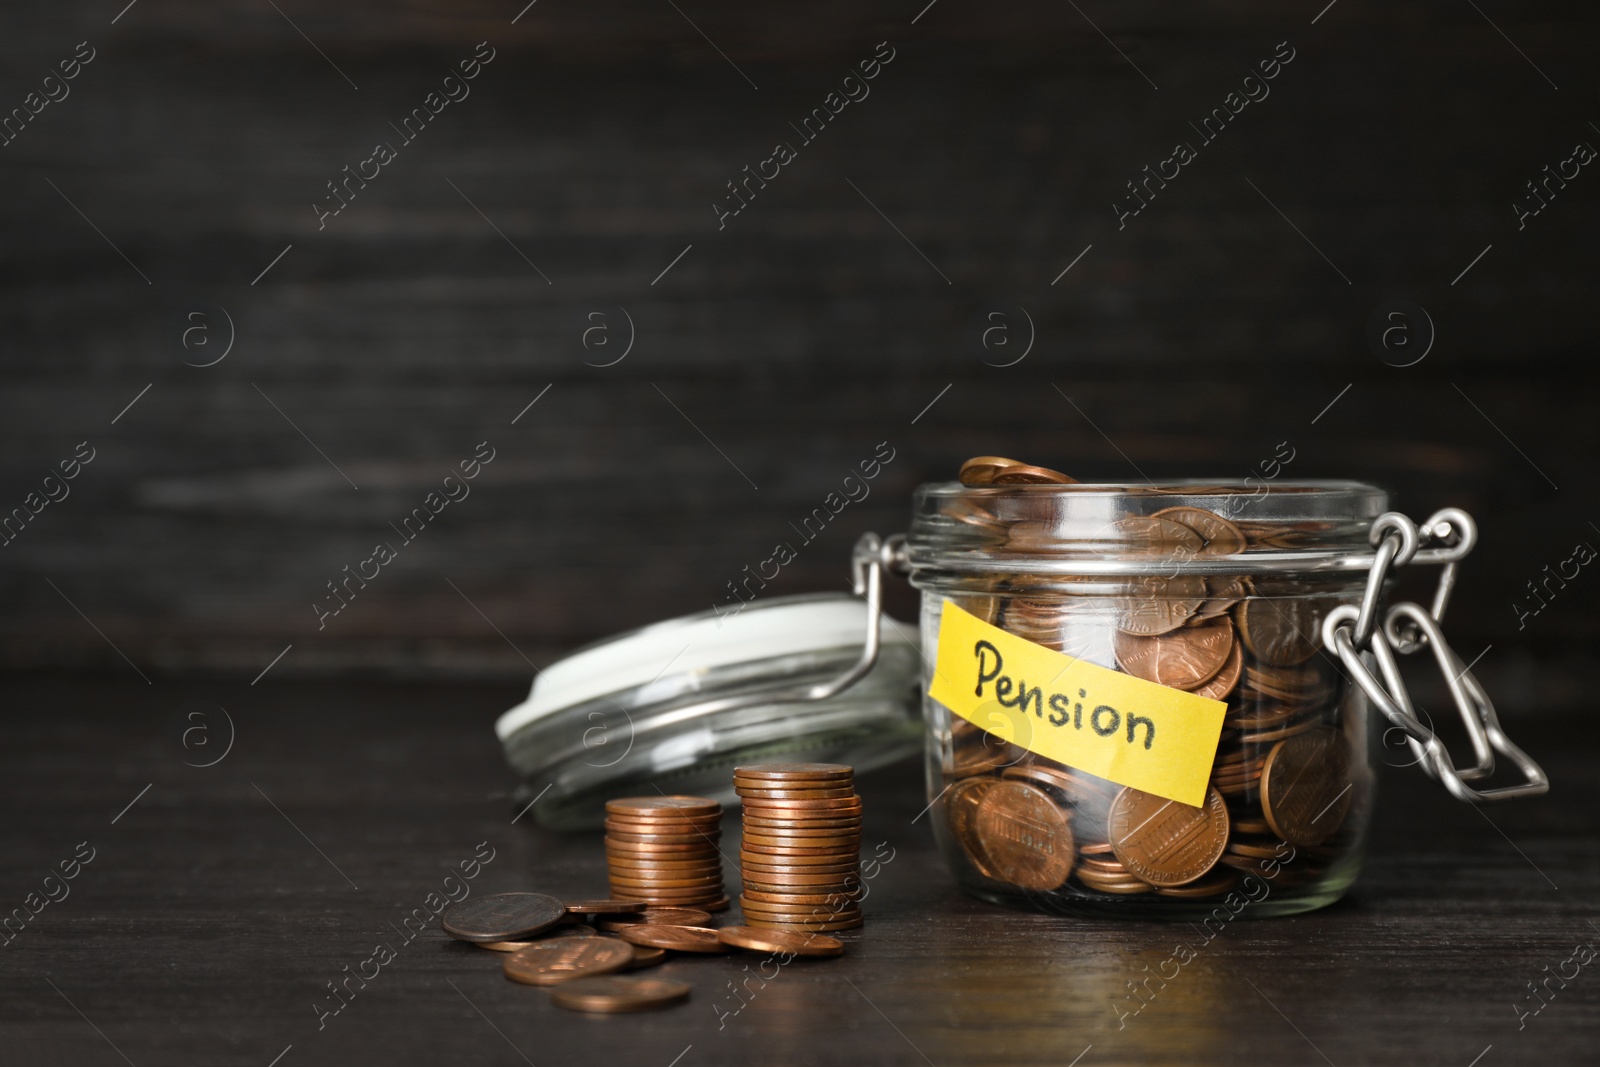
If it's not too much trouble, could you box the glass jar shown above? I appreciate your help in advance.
[495,593,922,830]
[895,480,1536,919]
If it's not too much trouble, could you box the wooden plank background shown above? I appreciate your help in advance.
[1,1,1595,690]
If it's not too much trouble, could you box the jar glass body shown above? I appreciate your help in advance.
[906,480,1388,919]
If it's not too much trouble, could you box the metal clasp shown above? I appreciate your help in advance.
[1321,510,1548,804]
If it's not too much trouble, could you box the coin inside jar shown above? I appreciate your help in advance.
[1113,616,1235,690]
[1107,786,1230,887]
[971,780,1075,891]
[502,938,634,986]
[1260,727,1354,847]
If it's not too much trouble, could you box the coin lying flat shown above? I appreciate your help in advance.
[550,976,691,1013]
[563,899,648,915]
[595,907,712,932]
[615,924,730,953]
[1261,727,1353,846]
[733,763,854,782]
[440,893,568,943]
[623,943,666,969]
[606,796,722,817]
[503,938,635,986]
[475,925,598,951]
[1107,786,1230,887]
[717,925,845,957]
[972,780,1075,891]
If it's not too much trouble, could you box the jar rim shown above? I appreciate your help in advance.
[905,478,1392,578]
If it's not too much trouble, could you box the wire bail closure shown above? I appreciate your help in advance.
[1321,510,1548,804]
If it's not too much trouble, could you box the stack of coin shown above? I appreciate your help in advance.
[734,764,863,932]
[935,456,1364,911]
[603,796,728,911]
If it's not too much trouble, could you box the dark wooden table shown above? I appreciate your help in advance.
[3,673,1593,1066]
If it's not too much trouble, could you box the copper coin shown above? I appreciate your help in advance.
[1115,577,1209,636]
[718,925,845,957]
[440,892,567,943]
[1151,507,1247,556]
[741,837,860,854]
[741,797,863,813]
[622,943,667,970]
[608,887,725,903]
[502,938,634,986]
[595,907,711,931]
[476,925,598,951]
[745,914,864,932]
[742,813,861,829]
[1236,598,1320,666]
[604,840,715,855]
[742,873,862,890]
[736,891,858,910]
[1260,727,1353,846]
[739,851,858,869]
[562,899,648,915]
[604,810,723,825]
[1236,716,1322,747]
[1079,840,1116,856]
[1114,616,1235,690]
[972,781,1075,891]
[1107,786,1230,887]
[608,856,723,870]
[738,822,862,838]
[1227,837,1289,859]
[734,763,853,780]
[1189,638,1244,700]
[1231,814,1271,835]
[741,906,861,925]
[616,924,730,953]
[739,887,860,906]
[605,830,721,846]
[605,796,721,818]
[734,786,858,801]
[550,976,691,1013]
[958,455,1027,486]
[944,776,999,877]
[609,872,724,889]
[1156,867,1241,898]
[992,463,1077,485]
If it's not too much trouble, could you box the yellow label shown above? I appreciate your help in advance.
[928,599,1226,807]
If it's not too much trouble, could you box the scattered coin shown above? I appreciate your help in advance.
[563,899,648,915]
[717,925,846,957]
[623,943,666,969]
[615,924,731,953]
[550,976,691,1014]
[440,892,568,943]
[595,907,712,932]
[503,938,635,986]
